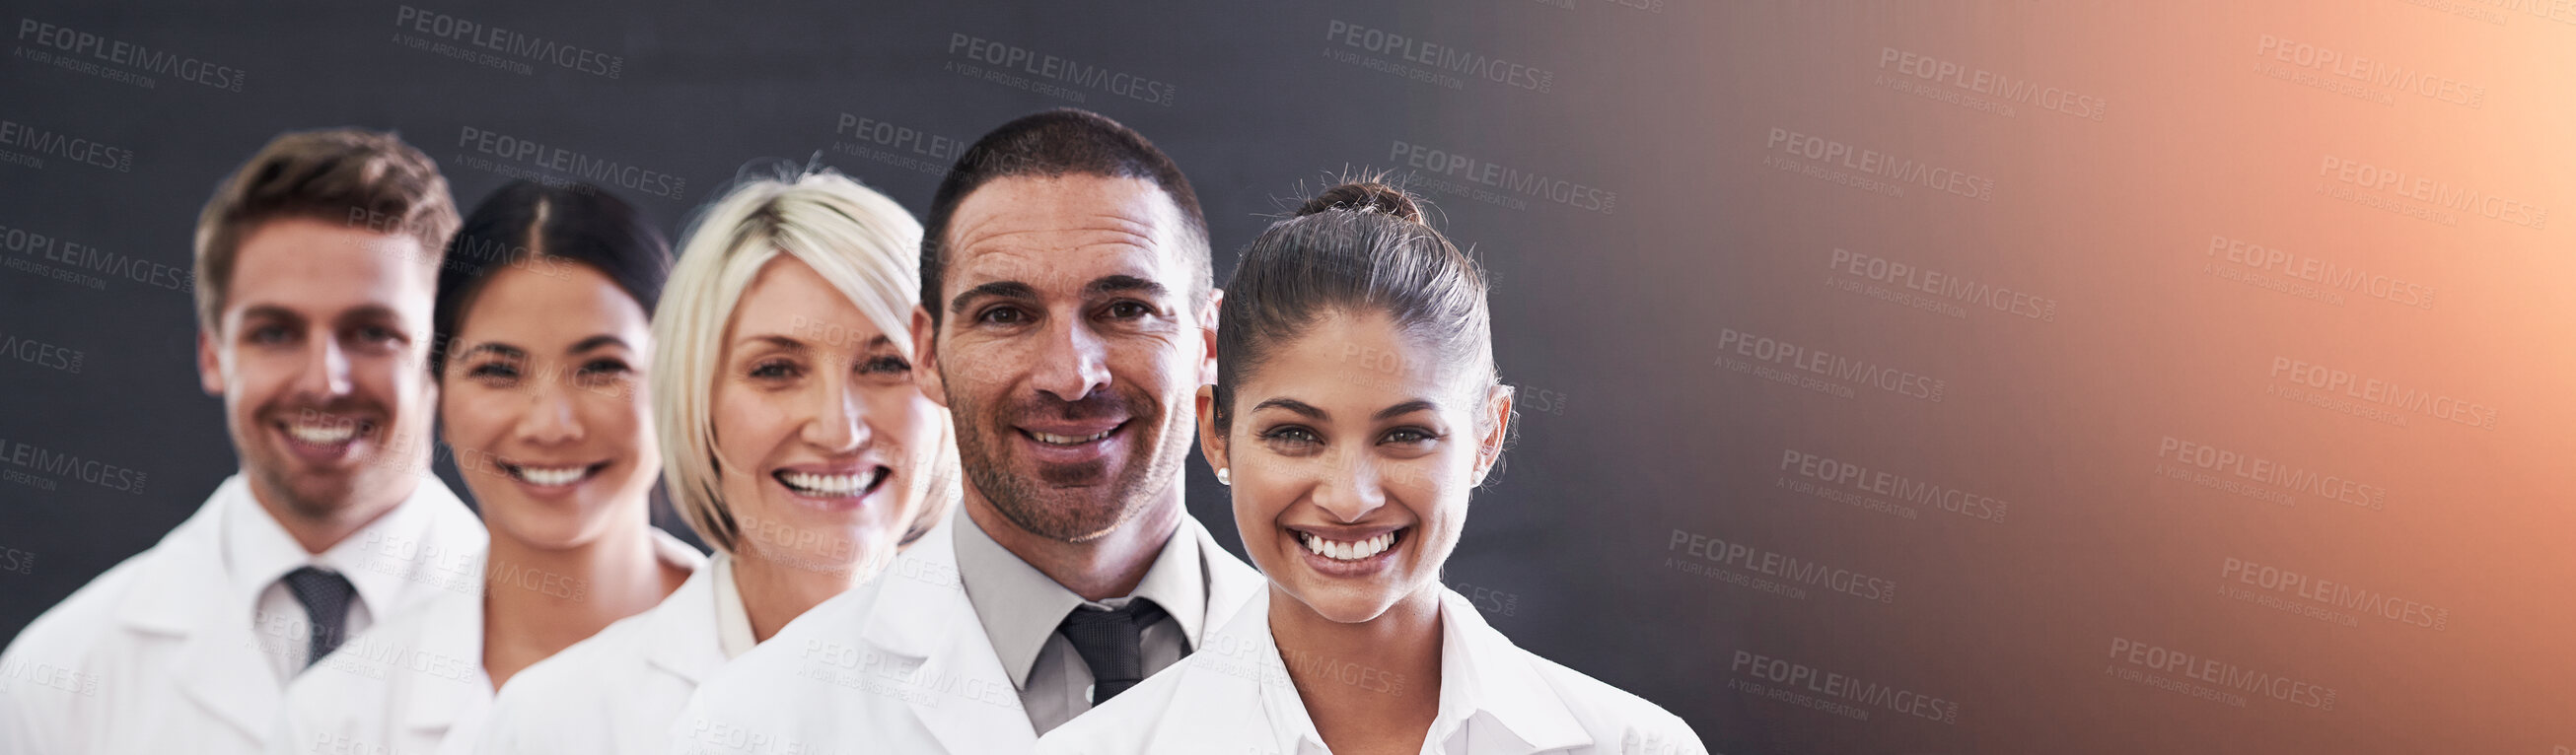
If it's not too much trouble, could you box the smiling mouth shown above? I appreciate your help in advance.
[774,466,891,498]
[1018,421,1126,446]
[281,418,369,446]
[502,462,607,487]
[1296,527,1405,562]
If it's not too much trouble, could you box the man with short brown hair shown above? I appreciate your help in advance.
[0,128,488,755]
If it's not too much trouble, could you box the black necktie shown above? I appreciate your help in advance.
[1057,598,1169,705]
[281,566,356,670]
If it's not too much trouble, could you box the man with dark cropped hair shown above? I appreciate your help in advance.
[673,107,1261,752]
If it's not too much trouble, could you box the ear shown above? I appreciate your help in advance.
[1469,384,1514,487]
[197,326,226,397]
[1195,287,1223,386]
[910,305,948,409]
[1194,383,1228,478]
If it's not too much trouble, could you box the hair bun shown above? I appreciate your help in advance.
[1295,181,1422,223]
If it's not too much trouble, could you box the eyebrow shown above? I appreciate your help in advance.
[568,335,630,354]
[236,305,303,324]
[732,333,809,353]
[1086,275,1167,300]
[949,280,1038,316]
[1247,397,1443,422]
[457,342,527,361]
[1251,397,1324,419]
[1373,399,1440,421]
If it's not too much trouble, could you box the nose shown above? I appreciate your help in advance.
[511,368,585,446]
[800,368,872,452]
[1029,315,1111,403]
[291,329,355,400]
[1311,447,1389,523]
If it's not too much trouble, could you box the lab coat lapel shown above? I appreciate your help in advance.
[641,556,724,686]
[1155,593,1294,752]
[118,488,280,744]
[396,590,487,741]
[861,523,1037,753]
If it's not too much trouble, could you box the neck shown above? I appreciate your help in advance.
[965,483,1182,602]
[1267,585,1444,750]
[247,472,411,555]
[480,505,683,688]
[732,544,870,643]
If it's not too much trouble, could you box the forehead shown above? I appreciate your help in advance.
[226,217,435,318]
[1242,309,1474,410]
[455,262,647,342]
[729,255,883,338]
[943,174,1194,292]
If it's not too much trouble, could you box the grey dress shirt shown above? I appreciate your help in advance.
[951,512,1211,735]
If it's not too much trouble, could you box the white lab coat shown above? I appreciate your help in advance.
[1036,587,1707,755]
[0,474,485,755]
[668,510,1264,755]
[474,548,732,755]
[274,529,705,755]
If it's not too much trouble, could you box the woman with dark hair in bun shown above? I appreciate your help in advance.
[1038,182,1703,754]
[273,180,693,754]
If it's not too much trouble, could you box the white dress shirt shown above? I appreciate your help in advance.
[273,528,703,755]
[475,549,746,755]
[1036,587,1708,755]
[0,473,485,755]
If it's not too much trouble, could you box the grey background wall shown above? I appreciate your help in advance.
[6,1,2574,752]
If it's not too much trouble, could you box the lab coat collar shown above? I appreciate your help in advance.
[642,547,728,685]
[111,474,483,743]
[856,510,1038,753]
[1430,587,1592,752]
[1168,587,1591,754]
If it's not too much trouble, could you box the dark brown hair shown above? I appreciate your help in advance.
[1211,181,1501,437]
[192,128,459,329]
[919,108,1209,329]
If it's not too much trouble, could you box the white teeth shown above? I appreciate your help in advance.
[509,465,588,487]
[1297,530,1396,562]
[1030,430,1113,446]
[781,470,876,497]
[285,423,357,445]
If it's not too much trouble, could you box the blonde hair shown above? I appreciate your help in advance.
[652,167,958,554]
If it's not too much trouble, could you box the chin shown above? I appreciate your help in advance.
[1287,582,1408,624]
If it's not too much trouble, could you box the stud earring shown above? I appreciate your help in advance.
[1216,467,1231,486]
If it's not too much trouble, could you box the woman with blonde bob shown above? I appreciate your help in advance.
[476,167,960,754]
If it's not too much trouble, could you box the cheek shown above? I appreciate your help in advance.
[709,384,789,469]
[437,386,511,447]
[867,390,942,459]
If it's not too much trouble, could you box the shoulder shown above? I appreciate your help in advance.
[1517,652,1707,755]
[2,550,154,664]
